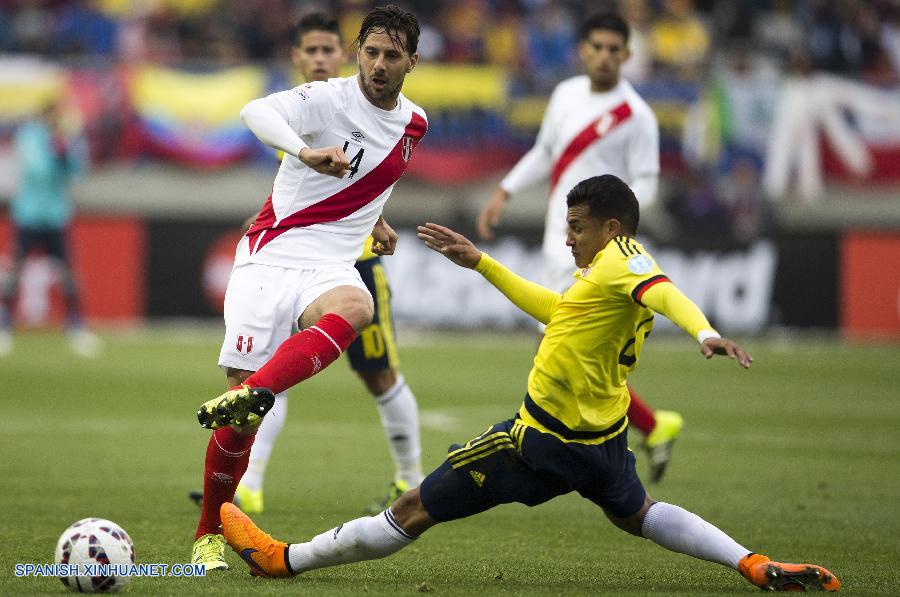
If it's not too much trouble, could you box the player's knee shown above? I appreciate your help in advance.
[388,487,436,537]
[343,297,374,332]
[606,493,655,537]
[358,368,397,396]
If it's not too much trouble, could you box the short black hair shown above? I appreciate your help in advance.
[291,12,341,47]
[566,175,640,235]
[579,12,630,44]
[355,4,420,55]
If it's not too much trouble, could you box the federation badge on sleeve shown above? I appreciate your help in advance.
[401,136,414,162]
[627,254,654,275]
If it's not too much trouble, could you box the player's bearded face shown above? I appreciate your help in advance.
[579,30,629,90]
[357,29,418,109]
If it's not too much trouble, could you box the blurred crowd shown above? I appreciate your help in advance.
[1,0,898,86]
[2,0,898,248]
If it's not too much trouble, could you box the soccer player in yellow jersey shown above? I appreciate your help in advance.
[219,175,840,591]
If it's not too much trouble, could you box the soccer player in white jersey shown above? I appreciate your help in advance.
[190,5,427,572]
[192,11,426,522]
[477,12,682,482]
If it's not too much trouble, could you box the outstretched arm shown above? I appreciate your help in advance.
[476,144,551,241]
[640,282,752,368]
[417,223,560,324]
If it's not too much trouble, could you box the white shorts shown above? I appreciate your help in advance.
[217,262,369,372]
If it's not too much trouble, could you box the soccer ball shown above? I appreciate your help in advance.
[55,518,135,593]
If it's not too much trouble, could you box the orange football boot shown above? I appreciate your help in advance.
[739,553,840,592]
[220,503,294,578]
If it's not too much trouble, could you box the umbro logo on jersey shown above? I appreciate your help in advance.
[351,131,365,140]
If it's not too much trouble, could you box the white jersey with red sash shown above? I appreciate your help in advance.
[500,76,658,289]
[240,75,427,269]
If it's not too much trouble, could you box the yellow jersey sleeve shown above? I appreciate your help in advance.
[640,282,716,341]
[585,236,716,342]
[475,253,561,324]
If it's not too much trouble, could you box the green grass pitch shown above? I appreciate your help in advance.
[2,328,898,595]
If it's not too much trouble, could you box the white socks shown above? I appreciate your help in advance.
[241,375,423,494]
[288,510,416,573]
[641,502,750,569]
[241,391,288,492]
[375,375,423,486]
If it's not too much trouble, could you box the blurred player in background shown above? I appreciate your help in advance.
[0,97,101,358]
[192,10,425,520]
[221,175,840,592]
[477,12,681,482]
[190,5,427,572]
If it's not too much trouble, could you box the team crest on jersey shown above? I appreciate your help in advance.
[236,335,254,355]
[627,254,654,275]
[401,136,415,162]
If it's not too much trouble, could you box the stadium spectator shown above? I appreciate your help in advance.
[882,4,900,76]
[663,166,732,247]
[650,0,710,79]
[441,0,488,63]
[524,0,576,90]
[0,98,101,358]
[618,0,654,83]
[719,152,772,244]
[55,0,119,57]
[484,0,525,70]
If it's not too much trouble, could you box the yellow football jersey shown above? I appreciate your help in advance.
[476,236,714,444]
[522,236,668,438]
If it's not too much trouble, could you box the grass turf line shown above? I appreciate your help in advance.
[1,329,898,594]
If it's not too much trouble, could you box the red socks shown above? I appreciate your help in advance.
[195,426,256,539]
[243,313,356,395]
[627,386,657,435]
[194,314,354,539]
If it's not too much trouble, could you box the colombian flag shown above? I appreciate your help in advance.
[128,65,266,169]
[0,57,65,128]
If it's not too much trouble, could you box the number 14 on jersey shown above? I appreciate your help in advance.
[341,141,365,179]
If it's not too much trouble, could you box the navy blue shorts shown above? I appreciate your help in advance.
[14,227,69,263]
[346,257,398,372]
[420,414,646,521]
